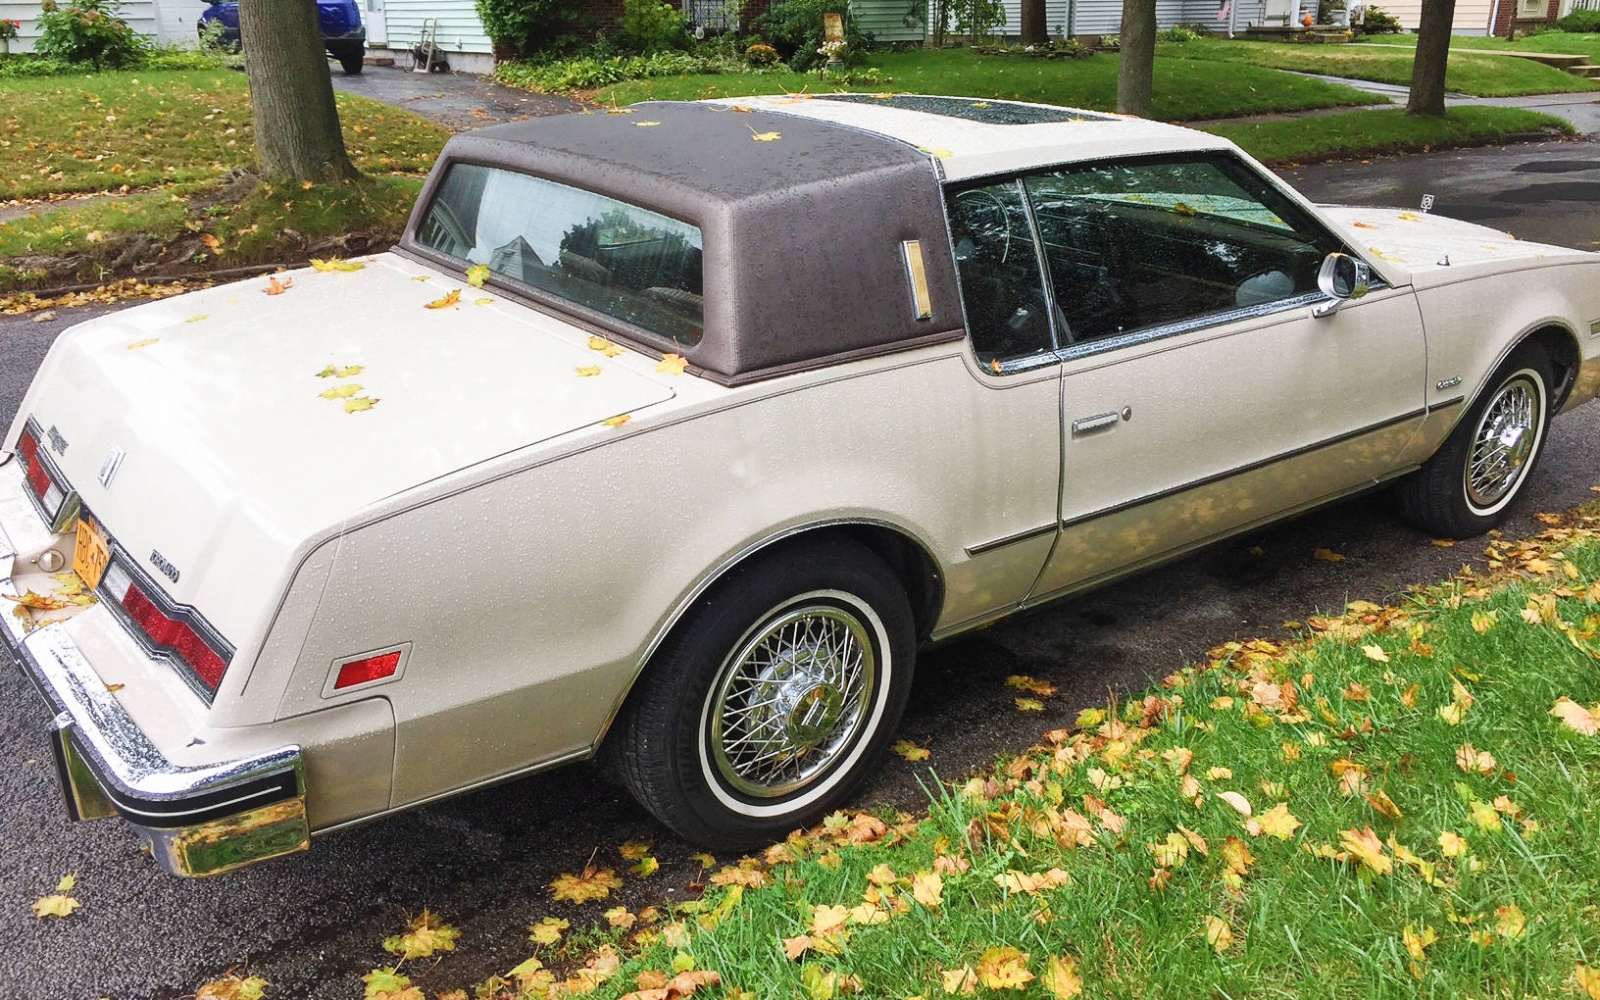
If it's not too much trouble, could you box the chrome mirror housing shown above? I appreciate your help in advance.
[1313,252,1371,318]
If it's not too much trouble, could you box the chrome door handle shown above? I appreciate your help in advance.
[1071,408,1130,437]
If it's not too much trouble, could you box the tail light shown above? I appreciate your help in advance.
[14,422,77,531]
[101,554,234,698]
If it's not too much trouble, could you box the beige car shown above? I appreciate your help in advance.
[3,95,1598,876]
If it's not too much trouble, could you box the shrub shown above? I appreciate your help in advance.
[1555,7,1600,30]
[744,41,780,66]
[1159,25,1201,42]
[756,0,872,70]
[1358,5,1403,34]
[34,0,145,69]
[618,0,691,52]
[493,50,748,92]
[474,0,574,58]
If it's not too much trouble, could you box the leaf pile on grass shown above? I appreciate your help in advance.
[1206,105,1574,165]
[380,511,1600,999]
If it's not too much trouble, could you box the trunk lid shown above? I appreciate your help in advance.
[11,254,675,641]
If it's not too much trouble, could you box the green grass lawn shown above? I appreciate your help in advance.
[0,68,447,293]
[0,69,447,201]
[1206,105,1573,164]
[596,48,1381,121]
[1359,30,1600,60]
[299,510,1600,1000]
[1162,37,1598,96]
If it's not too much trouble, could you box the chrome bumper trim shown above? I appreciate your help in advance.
[0,598,307,876]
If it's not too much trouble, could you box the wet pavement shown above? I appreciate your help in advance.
[331,63,586,131]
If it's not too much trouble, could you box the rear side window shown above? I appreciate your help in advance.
[417,163,705,345]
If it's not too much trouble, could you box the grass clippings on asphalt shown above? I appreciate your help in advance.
[1205,105,1575,165]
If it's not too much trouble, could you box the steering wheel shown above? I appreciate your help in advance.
[953,188,1013,265]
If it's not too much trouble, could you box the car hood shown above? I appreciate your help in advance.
[9,254,676,635]
[1320,205,1593,285]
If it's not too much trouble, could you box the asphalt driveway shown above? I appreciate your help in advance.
[330,63,586,131]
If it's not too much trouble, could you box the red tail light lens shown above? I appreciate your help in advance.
[334,651,403,690]
[14,423,73,528]
[100,556,233,698]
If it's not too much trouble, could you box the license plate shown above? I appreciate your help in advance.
[72,517,110,592]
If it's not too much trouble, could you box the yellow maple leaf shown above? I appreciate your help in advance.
[195,973,268,1000]
[1206,766,1233,780]
[635,120,662,127]
[577,365,604,377]
[474,297,495,306]
[1006,675,1058,697]
[1574,965,1600,999]
[657,353,689,375]
[424,288,462,310]
[1249,802,1301,840]
[465,263,491,287]
[1437,830,1468,857]
[1396,211,1422,222]
[1361,643,1389,663]
[1494,903,1526,938]
[603,414,632,428]
[549,865,622,903]
[976,946,1035,990]
[1203,915,1234,952]
[126,338,159,350]
[1402,923,1437,960]
[911,870,944,907]
[1550,697,1600,735]
[361,967,419,1000]
[810,903,849,938]
[1015,697,1045,712]
[750,130,782,141]
[942,966,978,994]
[631,855,659,877]
[310,257,365,272]
[1313,547,1344,562]
[342,396,379,413]
[866,863,898,886]
[4,590,72,611]
[1456,744,1497,775]
[1472,609,1498,633]
[185,314,208,323]
[588,335,626,357]
[262,275,292,295]
[1339,826,1392,875]
[315,364,363,378]
[1040,955,1082,998]
[527,916,569,945]
[319,383,364,399]
[383,908,460,959]
[604,905,637,930]
[32,893,79,918]
[618,840,653,861]
[892,739,931,761]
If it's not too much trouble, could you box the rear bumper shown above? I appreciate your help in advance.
[0,484,307,877]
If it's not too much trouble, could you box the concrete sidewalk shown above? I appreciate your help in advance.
[1200,71,1600,133]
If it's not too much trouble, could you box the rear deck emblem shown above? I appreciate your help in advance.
[98,446,126,490]
[149,550,180,584]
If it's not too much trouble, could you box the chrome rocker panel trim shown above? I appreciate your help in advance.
[0,583,307,877]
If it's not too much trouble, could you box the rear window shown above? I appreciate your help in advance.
[416,163,705,345]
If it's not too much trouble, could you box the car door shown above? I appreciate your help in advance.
[1020,153,1428,600]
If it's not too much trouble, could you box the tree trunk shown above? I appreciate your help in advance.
[1021,0,1049,43]
[1407,0,1456,116]
[239,0,359,181]
[1117,0,1157,117]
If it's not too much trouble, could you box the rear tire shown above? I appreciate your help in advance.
[1398,345,1552,538]
[333,46,364,74]
[612,539,915,848]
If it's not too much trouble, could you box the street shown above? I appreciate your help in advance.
[1,138,1599,999]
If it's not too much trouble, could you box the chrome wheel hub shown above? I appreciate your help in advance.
[1465,376,1539,509]
[708,603,875,799]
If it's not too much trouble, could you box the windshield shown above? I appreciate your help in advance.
[416,163,705,345]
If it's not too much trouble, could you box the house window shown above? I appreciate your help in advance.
[1518,0,1546,17]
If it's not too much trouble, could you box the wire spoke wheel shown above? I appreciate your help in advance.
[707,599,877,799]
[1463,373,1540,511]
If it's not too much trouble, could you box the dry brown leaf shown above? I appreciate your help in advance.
[263,276,292,295]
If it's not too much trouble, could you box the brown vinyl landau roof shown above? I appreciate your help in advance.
[400,101,964,384]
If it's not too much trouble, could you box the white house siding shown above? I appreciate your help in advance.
[1368,0,1493,33]
[854,0,929,42]
[1,0,200,51]
[383,0,492,66]
[995,0,1231,35]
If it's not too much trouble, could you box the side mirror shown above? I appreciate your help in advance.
[1312,252,1371,318]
